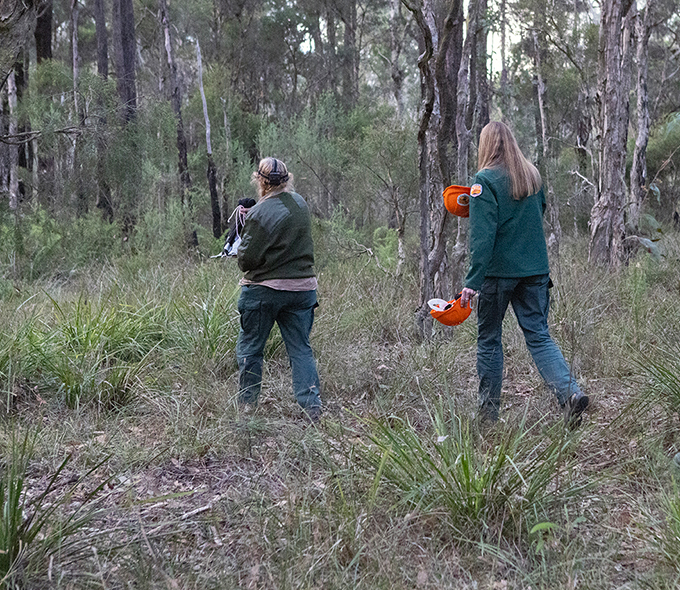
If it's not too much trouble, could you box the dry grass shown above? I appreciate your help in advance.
[1,233,679,588]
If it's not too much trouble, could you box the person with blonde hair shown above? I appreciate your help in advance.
[235,157,322,422]
[459,122,588,427]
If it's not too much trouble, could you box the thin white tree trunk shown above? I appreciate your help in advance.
[8,70,18,211]
[629,0,652,232]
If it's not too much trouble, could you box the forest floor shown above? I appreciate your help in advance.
[2,230,680,589]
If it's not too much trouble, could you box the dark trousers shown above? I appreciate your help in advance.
[236,285,321,409]
[477,274,582,419]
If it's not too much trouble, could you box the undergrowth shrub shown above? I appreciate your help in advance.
[0,427,109,587]
[360,399,589,541]
[657,482,680,572]
[26,298,165,409]
[168,283,240,370]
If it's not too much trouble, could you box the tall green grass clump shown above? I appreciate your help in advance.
[27,297,165,409]
[640,333,680,417]
[656,483,680,573]
[361,401,589,541]
[0,427,109,587]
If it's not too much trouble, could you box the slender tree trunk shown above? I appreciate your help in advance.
[326,4,338,100]
[71,0,88,216]
[93,0,108,78]
[32,0,52,208]
[0,90,8,194]
[220,97,231,230]
[531,25,561,250]
[450,0,477,293]
[499,0,508,117]
[34,0,52,62]
[389,0,406,119]
[7,70,18,211]
[340,0,359,110]
[430,1,464,298]
[402,0,436,338]
[93,0,113,221]
[589,0,634,265]
[197,41,221,239]
[473,0,489,143]
[159,0,191,205]
[629,0,652,233]
[112,0,137,122]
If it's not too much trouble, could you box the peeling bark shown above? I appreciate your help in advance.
[589,0,634,266]
[629,0,653,232]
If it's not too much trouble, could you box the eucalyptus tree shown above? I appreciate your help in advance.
[401,0,492,337]
[112,0,137,123]
[589,0,635,266]
[629,0,655,233]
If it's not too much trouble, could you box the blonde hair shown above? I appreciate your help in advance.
[251,157,294,198]
[477,122,542,199]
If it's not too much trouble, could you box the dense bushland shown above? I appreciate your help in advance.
[0,212,678,588]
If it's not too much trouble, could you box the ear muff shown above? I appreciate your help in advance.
[258,158,289,186]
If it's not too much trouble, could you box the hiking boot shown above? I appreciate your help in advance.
[563,392,589,429]
[302,406,322,424]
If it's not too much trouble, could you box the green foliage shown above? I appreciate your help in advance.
[0,427,108,587]
[646,113,680,214]
[360,400,588,538]
[372,226,398,269]
[638,336,680,417]
[658,482,680,572]
[26,297,164,409]
[168,282,240,368]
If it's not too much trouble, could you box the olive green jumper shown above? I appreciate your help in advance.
[238,191,316,282]
[464,168,550,292]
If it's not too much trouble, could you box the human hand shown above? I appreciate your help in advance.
[460,287,477,309]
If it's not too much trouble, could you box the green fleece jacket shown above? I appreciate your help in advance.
[464,168,550,292]
[237,191,315,282]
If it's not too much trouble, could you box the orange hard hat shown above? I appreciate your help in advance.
[443,185,471,217]
[428,294,472,326]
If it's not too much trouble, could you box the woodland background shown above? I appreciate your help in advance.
[0,0,679,588]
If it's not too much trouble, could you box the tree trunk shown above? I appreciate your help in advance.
[112,0,137,122]
[220,97,231,230]
[629,0,653,233]
[93,0,108,78]
[159,0,191,205]
[7,69,18,211]
[473,0,489,143]
[71,0,88,216]
[403,0,436,338]
[0,90,8,194]
[450,0,478,293]
[404,0,467,338]
[326,4,338,100]
[389,0,406,119]
[589,0,634,266]
[197,41,222,239]
[499,0,508,117]
[531,24,561,251]
[34,0,52,62]
[340,0,359,110]
[93,0,113,221]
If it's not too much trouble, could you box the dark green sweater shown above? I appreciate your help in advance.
[464,168,549,292]
[237,191,316,282]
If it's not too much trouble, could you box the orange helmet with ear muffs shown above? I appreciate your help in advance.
[443,185,471,217]
[428,293,472,326]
